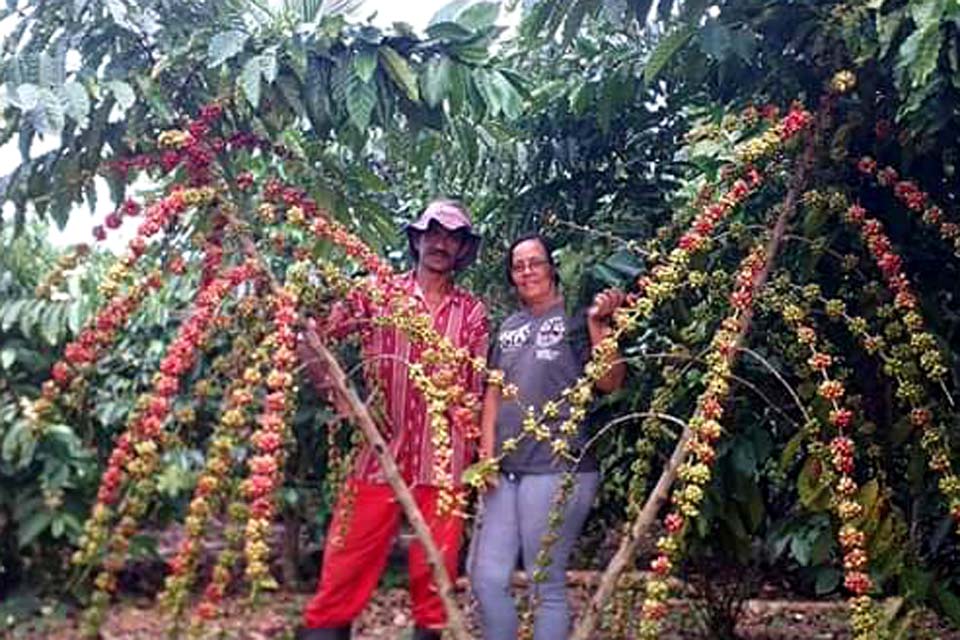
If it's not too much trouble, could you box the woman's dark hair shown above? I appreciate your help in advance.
[505,232,560,287]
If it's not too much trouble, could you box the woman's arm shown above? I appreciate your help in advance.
[479,383,501,460]
[587,289,627,393]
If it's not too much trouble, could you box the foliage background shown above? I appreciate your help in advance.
[2,0,960,634]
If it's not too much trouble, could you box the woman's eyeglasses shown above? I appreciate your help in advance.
[511,258,550,274]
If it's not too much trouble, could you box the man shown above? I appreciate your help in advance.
[299,200,489,640]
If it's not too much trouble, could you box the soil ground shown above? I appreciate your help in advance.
[8,582,960,639]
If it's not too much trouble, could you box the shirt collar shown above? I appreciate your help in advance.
[402,271,465,309]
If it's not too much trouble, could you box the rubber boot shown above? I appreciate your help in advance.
[412,628,443,640]
[296,626,351,640]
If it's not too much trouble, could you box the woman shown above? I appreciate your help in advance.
[470,233,626,640]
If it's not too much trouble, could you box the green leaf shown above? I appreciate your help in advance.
[936,584,960,626]
[2,421,36,468]
[797,456,831,511]
[780,431,804,471]
[456,2,499,30]
[472,68,500,115]
[858,478,879,518]
[643,23,696,85]
[699,19,731,59]
[428,0,472,27]
[425,21,474,41]
[569,80,592,116]
[33,88,65,135]
[353,48,377,84]
[239,54,277,107]
[743,482,764,531]
[814,567,841,595]
[489,71,522,119]
[910,0,946,25]
[42,303,63,346]
[259,51,279,83]
[345,74,376,130]
[207,30,249,68]
[421,55,453,108]
[603,249,643,278]
[61,80,90,127]
[378,46,420,102]
[239,63,262,108]
[20,300,41,338]
[2,299,28,331]
[897,24,942,89]
[877,8,906,59]
[563,0,600,44]
[106,80,135,111]
[1,348,15,369]
[18,511,53,548]
[67,300,85,334]
[13,82,40,110]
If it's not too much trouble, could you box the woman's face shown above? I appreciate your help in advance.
[511,239,556,305]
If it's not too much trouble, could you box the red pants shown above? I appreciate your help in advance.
[302,481,463,629]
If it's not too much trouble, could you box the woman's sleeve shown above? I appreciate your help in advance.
[570,308,593,366]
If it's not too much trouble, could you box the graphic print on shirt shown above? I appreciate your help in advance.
[535,315,566,361]
[498,322,531,352]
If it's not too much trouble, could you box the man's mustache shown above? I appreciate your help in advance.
[426,248,451,258]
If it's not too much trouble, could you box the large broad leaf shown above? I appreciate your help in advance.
[910,0,946,26]
[484,70,522,119]
[240,59,263,107]
[38,43,66,88]
[877,8,906,59]
[2,421,36,469]
[345,74,376,130]
[699,19,731,60]
[563,0,600,44]
[1,299,28,331]
[30,88,65,135]
[897,23,942,89]
[18,510,53,549]
[937,583,960,627]
[568,80,592,116]
[643,23,696,85]
[425,21,474,41]
[428,0,473,27]
[106,80,135,111]
[814,567,841,595]
[353,48,378,83]
[239,53,278,107]
[61,80,90,127]
[378,46,419,102]
[456,2,499,30]
[471,68,500,116]
[421,55,453,108]
[12,83,40,110]
[207,30,249,68]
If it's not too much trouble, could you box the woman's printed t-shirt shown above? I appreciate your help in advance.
[489,302,597,473]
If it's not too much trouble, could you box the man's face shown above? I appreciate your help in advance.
[415,222,467,274]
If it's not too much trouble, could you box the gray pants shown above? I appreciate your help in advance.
[468,471,600,640]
